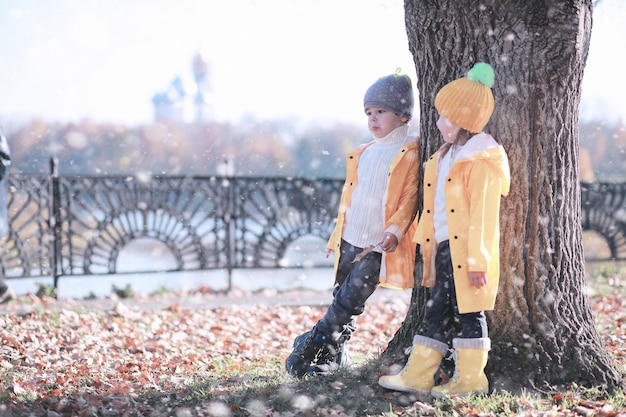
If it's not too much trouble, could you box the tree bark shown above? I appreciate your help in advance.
[390,0,624,392]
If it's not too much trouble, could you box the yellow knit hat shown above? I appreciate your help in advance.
[434,62,495,133]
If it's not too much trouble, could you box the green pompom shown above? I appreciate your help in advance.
[467,62,494,88]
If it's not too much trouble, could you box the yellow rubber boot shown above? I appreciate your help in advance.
[431,337,490,398]
[378,335,448,394]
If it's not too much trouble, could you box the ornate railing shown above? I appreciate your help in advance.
[0,161,344,289]
[0,161,625,289]
[581,182,626,261]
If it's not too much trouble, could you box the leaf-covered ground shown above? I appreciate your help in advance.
[1,275,625,416]
[0,288,411,416]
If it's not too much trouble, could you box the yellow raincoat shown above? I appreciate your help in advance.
[327,137,420,290]
[414,133,510,313]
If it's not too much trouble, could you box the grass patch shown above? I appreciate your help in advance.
[133,360,626,416]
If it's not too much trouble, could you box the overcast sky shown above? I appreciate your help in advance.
[0,0,624,127]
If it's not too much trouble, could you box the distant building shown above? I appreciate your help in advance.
[152,53,214,123]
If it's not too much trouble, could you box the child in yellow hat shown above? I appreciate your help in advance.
[378,62,511,397]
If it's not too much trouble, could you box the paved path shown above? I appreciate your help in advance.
[0,286,413,315]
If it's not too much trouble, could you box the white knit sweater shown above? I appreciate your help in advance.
[342,124,411,250]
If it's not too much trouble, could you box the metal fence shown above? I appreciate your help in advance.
[581,181,626,261]
[1,160,344,288]
[1,160,625,289]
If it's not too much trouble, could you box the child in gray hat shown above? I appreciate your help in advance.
[286,70,420,377]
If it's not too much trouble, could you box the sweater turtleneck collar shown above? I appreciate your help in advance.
[374,124,410,143]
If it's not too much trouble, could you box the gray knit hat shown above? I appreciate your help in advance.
[363,69,414,119]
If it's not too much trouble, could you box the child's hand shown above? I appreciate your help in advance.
[326,249,333,258]
[379,232,398,252]
[469,271,487,289]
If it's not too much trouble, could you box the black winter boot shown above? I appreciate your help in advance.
[285,327,327,377]
[287,322,354,376]
[308,325,353,375]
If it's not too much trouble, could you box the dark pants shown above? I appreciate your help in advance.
[316,240,381,341]
[423,240,487,344]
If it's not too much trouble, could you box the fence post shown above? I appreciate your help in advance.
[224,163,234,292]
[49,158,63,290]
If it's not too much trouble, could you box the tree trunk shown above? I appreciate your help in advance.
[388,0,624,392]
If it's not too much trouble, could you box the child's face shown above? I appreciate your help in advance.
[436,114,461,144]
[365,108,408,139]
